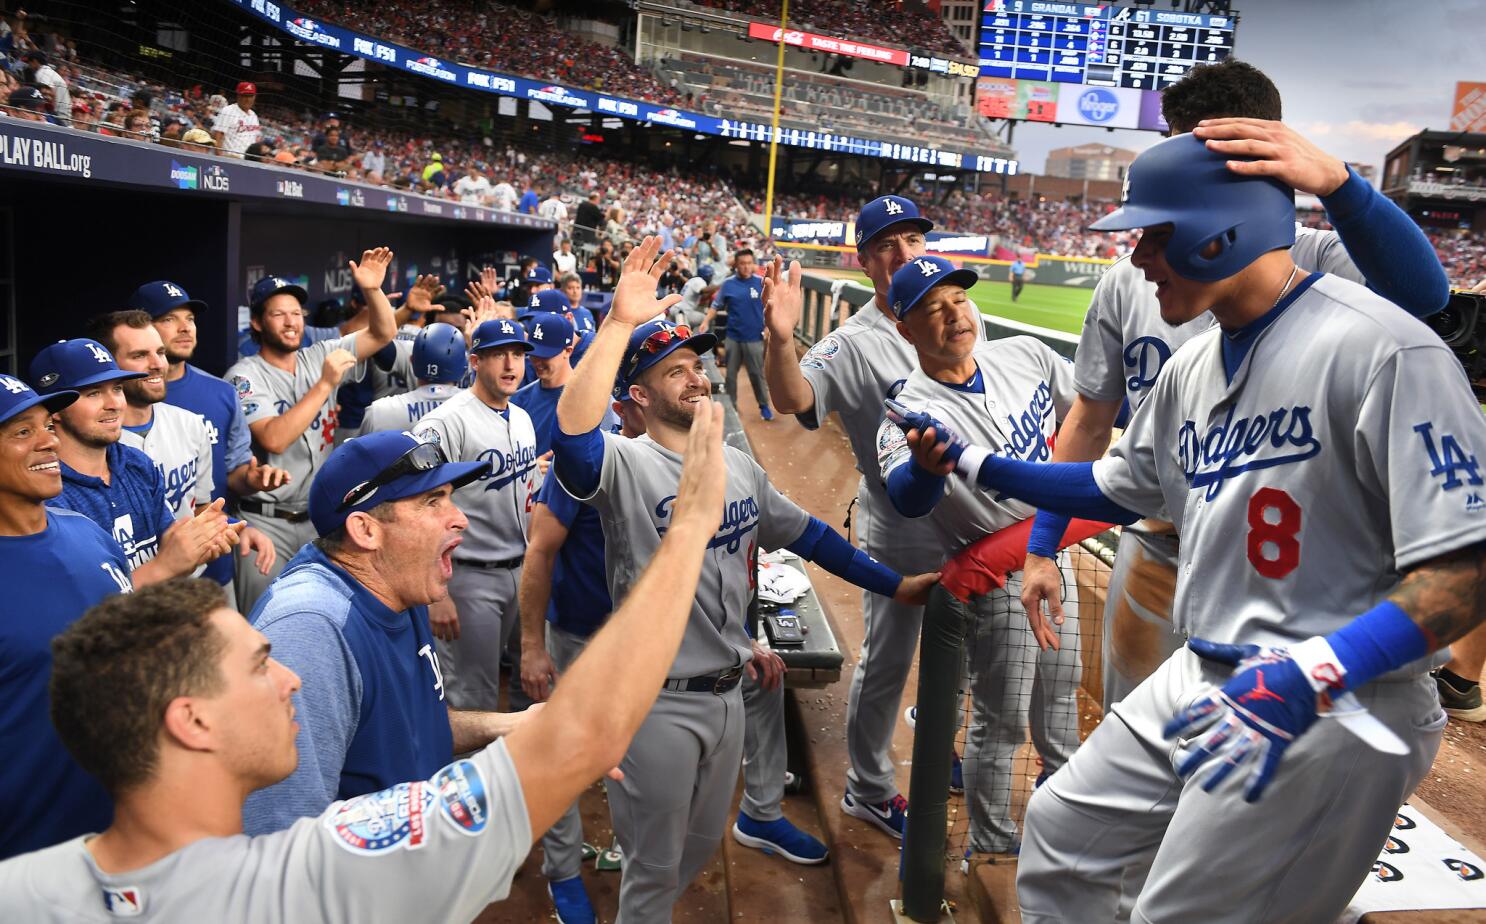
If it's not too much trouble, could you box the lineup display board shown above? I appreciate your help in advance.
[977,1,1235,130]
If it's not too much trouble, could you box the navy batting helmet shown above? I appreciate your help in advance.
[697,264,715,283]
[1088,133,1295,282]
[412,322,468,384]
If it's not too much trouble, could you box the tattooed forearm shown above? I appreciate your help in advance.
[1389,544,1486,650]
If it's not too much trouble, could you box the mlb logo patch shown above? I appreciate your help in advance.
[102,886,144,916]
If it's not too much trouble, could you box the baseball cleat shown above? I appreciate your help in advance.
[1435,671,1486,722]
[548,875,596,924]
[841,791,908,839]
[732,813,829,865]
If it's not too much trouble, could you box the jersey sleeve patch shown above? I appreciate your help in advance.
[877,420,910,479]
[800,336,841,371]
[324,780,437,855]
[433,758,490,836]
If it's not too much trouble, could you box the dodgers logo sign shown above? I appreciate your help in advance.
[1077,88,1120,124]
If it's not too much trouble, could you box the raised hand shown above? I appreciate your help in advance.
[762,256,803,341]
[671,396,725,533]
[319,347,358,389]
[405,274,446,314]
[608,235,683,327]
[350,246,394,292]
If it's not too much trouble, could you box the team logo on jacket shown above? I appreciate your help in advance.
[1004,382,1056,463]
[653,493,759,553]
[1414,421,1484,494]
[434,758,489,836]
[326,780,436,854]
[1123,336,1171,393]
[1178,404,1322,500]
[479,443,538,491]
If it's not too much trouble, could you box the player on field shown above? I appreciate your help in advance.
[894,132,1483,924]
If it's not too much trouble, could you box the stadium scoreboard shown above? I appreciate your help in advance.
[977,1,1236,130]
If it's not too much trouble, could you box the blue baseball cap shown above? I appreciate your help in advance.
[309,430,487,537]
[620,319,716,386]
[524,265,554,285]
[0,373,76,424]
[129,280,207,319]
[855,195,933,251]
[28,339,146,394]
[250,275,309,311]
[521,288,570,318]
[888,256,979,320]
[697,265,715,282]
[470,318,534,353]
[525,312,575,359]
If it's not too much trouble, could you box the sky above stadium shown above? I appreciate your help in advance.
[1010,0,1486,179]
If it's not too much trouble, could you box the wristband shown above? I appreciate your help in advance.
[1324,600,1429,693]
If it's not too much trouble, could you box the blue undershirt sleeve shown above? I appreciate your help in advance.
[551,426,606,500]
[787,516,902,597]
[1321,167,1449,318]
[1027,510,1072,559]
[885,459,947,518]
[955,447,1140,525]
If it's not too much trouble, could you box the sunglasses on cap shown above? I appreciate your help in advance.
[626,324,692,376]
[338,441,448,512]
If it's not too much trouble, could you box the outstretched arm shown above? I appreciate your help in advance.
[761,256,818,416]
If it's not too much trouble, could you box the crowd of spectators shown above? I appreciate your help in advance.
[297,0,683,105]
[1429,228,1486,287]
[682,0,967,58]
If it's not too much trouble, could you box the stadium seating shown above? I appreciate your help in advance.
[682,0,967,58]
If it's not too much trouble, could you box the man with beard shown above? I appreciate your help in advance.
[89,310,277,585]
[225,249,398,612]
[0,374,132,860]
[131,280,291,601]
[412,319,539,713]
[552,237,937,920]
[30,338,241,587]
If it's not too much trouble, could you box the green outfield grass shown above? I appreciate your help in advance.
[965,280,1094,336]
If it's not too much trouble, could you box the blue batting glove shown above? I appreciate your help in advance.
[1164,638,1330,803]
[883,398,967,465]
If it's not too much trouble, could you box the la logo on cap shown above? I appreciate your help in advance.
[0,374,26,394]
[85,342,111,363]
[884,199,903,216]
[915,259,940,276]
[164,283,185,298]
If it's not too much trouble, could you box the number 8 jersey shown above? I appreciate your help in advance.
[1093,273,1486,668]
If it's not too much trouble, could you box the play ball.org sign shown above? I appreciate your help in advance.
[1078,88,1120,123]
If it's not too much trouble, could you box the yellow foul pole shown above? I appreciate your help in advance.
[763,0,789,241]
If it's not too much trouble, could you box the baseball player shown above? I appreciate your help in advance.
[701,247,772,420]
[551,237,935,921]
[897,132,1483,923]
[225,248,398,612]
[1019,61,1452,719]
[761,195,972,838]
[133,280,293,599]
[361,322,467,434]
[875,255,1082,856]
[412,318,539,713]
[0,375,132,861]
[30,339,240,587]
[512,310,621,464]
[0,405,735,922]
[91,310,278,582]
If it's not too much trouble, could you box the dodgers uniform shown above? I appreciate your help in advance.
[226,332,361,612]
[0,742,532,923]
[555,433,812,921]
[413,390,538,711]
[164,364,254,591]
[1072,229,1368,709]
[1017,274,1480,923]
[50,442,175,572]
[336,340,416,444]
[119,402,214,521]
[796,305,952,809]
[0,508,131,860]
[361,382,460,435]
[877,337,1082,852]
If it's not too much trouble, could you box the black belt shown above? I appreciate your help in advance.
[662,666,743,695]
[237,499,309,523]
[453,556,523,570]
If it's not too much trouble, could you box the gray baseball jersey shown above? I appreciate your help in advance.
[226,333,360,510]
[1073,225,1365,415]
[0,742,531,923]
[876,337,1077,555]
[364,339,416,402]
[1094,273,1486,659]
[797,303,952,571]
[566,434,810,678]
[362,383,461,435]
[413,390,538,561]
[118,403,215,521]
